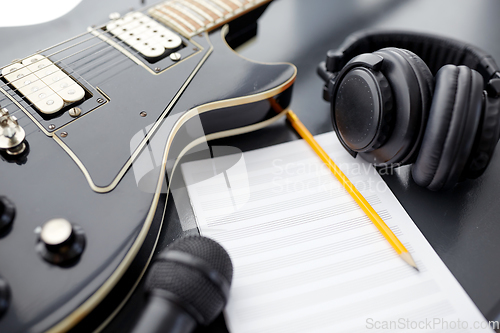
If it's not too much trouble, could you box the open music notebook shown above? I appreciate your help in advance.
[181,132,493,333]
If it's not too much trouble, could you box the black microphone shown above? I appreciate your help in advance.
[132,235,233,333]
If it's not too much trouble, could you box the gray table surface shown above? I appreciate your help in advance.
[4,0,499,332]
[101,0,500,331]
[107,0,500,332]
[242,0,500,314]
[222,0,500,330]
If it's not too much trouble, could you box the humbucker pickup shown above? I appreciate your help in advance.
[106,12,184,59]
[1,55,85,114]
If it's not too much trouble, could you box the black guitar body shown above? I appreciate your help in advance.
[0,0,296,332]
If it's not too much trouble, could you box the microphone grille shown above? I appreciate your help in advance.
[145,236,233,325]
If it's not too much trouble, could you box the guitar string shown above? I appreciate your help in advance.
[0,14,175,91]
[0,0,248,118]
[0,32,164,116]
[0,22,111,74]
[0,0,195,73]
[0,44,129,117]
[0,18,186,115]
[0,24,148,98]
[0,29,98,73]
[0,0,230,85]
[0,39,174,121]
[0,40,154,122]
[4,21,170,99]
[0,0,245,96]
[0,0,246,78]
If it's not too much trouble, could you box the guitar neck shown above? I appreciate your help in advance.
[149,0,272,38]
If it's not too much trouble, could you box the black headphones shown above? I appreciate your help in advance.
[318,30,500,191]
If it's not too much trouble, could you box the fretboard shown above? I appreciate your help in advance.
[149,0,271,38]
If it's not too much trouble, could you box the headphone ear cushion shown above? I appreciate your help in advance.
[396,49,434,105]
[464,95,500,179]
[362,47,434,164]
[412,65,484,190]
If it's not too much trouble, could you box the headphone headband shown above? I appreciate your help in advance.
[321,30,500,85]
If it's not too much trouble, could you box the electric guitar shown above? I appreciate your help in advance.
[0,0,296,331]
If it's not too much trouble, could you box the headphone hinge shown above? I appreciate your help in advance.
[317,61,334,83]
[326,50,344,72]
[318,61,337,101]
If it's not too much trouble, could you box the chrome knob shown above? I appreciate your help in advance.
[40,218,73,246]
[0,107,26,155]
[37,218,85,265]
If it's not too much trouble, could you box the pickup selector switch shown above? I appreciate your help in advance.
[0,196,15,234]
[37,218,85,265]
[0,275,9,319]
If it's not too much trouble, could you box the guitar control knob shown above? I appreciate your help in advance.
[0,275,10,319]
[36,218,85,265]
[0,196,15,234]
[0,107,26,156]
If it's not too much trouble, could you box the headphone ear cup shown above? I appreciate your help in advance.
[463,95,500,179]
[388,48,434,160]
[412,65,484,190]
[396,49,434,107]
[354,47,433,165]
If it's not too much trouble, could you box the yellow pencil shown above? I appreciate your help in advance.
[284,109,418,271]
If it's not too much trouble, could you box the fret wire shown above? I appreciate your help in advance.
[164,4,204,29]
[191,0,224,18]
[155,10,194,35]
[2,0,272,114]
[184,0,219,21]
[159,7,197,31]
[218,0,239,11]
[209,0,233,13]
[168,2,206,26]
[178,0,215,23]
[225,0,243,7]
[203,0,229,15]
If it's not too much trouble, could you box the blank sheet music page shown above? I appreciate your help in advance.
[181,132,493,333]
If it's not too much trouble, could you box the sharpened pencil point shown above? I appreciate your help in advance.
[400,252,419,272]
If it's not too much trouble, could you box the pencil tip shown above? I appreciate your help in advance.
[400,252,419,272]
